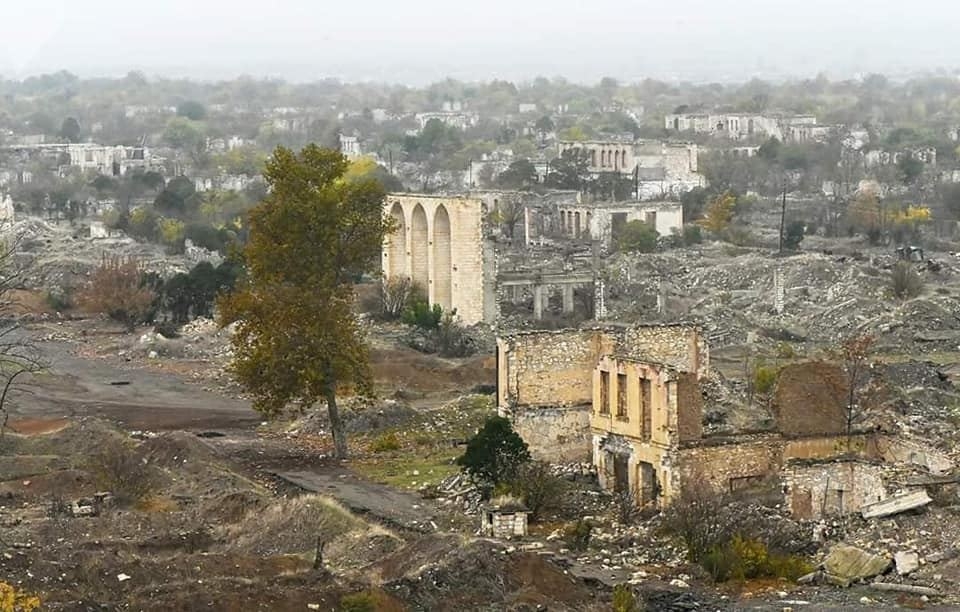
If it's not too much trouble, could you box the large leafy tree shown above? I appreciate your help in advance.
[218,145,392,458]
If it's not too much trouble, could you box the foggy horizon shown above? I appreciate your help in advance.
[3,0,960,85]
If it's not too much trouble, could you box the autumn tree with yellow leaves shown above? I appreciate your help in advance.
[697,192,737,235]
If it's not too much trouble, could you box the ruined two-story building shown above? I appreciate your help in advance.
[497,324,953,517]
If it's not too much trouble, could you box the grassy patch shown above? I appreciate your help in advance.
[353,447,461,490]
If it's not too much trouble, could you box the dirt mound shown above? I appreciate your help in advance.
[224,494,375,556]
[201,489,269,524]
[139,431,219,469]
[286,399,418,435]
[773,360,848,436]
[378,536,592,610]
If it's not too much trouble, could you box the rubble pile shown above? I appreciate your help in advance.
[606,241,960,354]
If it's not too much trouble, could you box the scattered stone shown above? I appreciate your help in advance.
[669,578,689,588]
[823,544,891,587]
[117,573,131,582]
[894,550,920,575]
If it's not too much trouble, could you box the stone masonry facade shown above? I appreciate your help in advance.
[382,194,497,325]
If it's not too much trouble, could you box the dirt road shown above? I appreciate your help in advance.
[6,328,260,431]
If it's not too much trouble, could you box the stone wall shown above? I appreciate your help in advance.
[675,437,781,498]
[497,329,614,408]
[514,406,592,462]
[675,372,703,443]
[783,462,886,520]
[621,324,709,377]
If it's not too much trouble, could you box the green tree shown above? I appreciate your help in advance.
[155,176,200,216]
[163,117,204,150]
[897,154,924,185]
[218,146,393,458]
[457,416,531,485]
[783,220,805,250]
[617,220,659,253]
[497,159,538,190]
[59,117,81,143]
[177,100,207,121]
[545,149,591,190]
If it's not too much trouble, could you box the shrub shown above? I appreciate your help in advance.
[86,440,159,505]
[402,298,443,330]
[617,220,659,253]
[339,592,376,612]
[434,311,474,357]
[702,535,813,583]
[370,432,401,453]
[891,261,923,299]
[660,488,813,583]
[564,519,593,551]
[76,255,157,331]
[753,364,779,394]
[0,582,41,612]
[775,342,796,359]
[682,224,702,246]
[45,288,73,312]
[612,584,637,612]
[457,416,531,485]
[783,220,805,250]
[380,277,414,320]
[504,461,568,521]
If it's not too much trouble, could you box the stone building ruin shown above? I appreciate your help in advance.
[382,194,497,325]
[497,325,954,517]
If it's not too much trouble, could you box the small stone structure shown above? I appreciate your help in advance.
[481,496,529,539]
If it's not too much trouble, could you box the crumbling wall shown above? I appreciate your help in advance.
[515,407,591,462]
[621,324,708,377]
[783,462,886,520]
[498,329,614,408]
[773,361,848,437]
[498,329,615,462]
[675,437,780,498]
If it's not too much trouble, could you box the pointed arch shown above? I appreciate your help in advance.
[433,205,452,311]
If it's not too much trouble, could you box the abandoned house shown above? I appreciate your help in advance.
[497,325,954,517]
[556,139,703,199]
[557,200,683,246]
[382,194,497,325]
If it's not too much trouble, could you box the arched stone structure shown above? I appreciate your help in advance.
[387,202,406,278]
[433,205,452,311]
[381,194,492,325]
[410,204,430,290]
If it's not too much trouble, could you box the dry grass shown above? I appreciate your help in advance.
[224,494,365,556]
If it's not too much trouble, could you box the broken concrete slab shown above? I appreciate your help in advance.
[860,490,932,519]
[894,551,920,575]
[870,582,938,597]
[823,544,891,587]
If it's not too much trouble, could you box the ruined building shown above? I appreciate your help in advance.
[557,200,683,247]
[556,139,703,199]
[664,112,832,143]
[382,194,497,325]
[497,325,953,517]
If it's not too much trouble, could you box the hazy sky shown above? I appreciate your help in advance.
[1,0,957,84]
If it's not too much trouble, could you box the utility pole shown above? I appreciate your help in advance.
[778,175,787,254]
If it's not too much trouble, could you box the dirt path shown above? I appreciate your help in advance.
[6,330,260,431]
[275,468,443,532]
